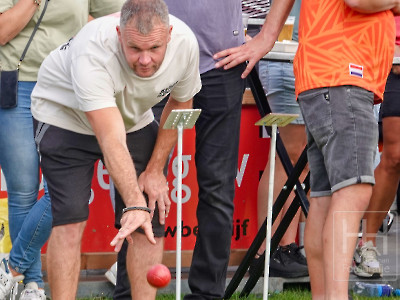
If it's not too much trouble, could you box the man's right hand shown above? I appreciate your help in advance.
[213,33,274,79]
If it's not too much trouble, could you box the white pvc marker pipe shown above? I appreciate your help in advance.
[253,113,299,300]
[263,124,277,300]
[176,122,183,300]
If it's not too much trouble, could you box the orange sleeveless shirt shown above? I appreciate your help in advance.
[293,0,395,102]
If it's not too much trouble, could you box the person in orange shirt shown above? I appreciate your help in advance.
[214,0,399,299]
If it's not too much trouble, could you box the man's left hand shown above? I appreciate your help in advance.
[138,170,171,225]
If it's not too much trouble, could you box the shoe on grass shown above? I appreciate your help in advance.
[249,246,309,279]
[0,258,24,299]
[19,282,46,300]
[281,243,307,266]
[105,262,117,286]
[269,246,309,278]
[353,240,382,278]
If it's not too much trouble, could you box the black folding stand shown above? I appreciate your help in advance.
[224,67,310,299]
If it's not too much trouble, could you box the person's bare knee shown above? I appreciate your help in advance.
[333,184,372,213]
[52,222,86,237]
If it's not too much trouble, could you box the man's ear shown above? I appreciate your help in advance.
[167,25,173,43]
[116,26,122,43]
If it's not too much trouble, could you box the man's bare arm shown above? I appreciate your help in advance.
[344,0,400,14]
[213,0,295,78]
[86,107,156,252]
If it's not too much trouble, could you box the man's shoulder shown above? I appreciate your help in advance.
[169,14,197,43]
[68,15,120,59]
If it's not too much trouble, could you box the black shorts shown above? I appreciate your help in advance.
[378,71,400,141]
[380,71,400,119]
[34,119,165,237]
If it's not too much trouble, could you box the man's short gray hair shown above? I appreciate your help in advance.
[120,0,169,34]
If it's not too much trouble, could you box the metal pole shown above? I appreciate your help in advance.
[176,122,183,300]
[263,124,277,300]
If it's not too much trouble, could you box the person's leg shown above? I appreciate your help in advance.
[325,86,376,298]
[298,109,332,299]
[8,185,52,288]
[114,192,164,300]
[255,61,308,276]
[111,97,169,298]
[128,234,163,299]
[299,85,377,299]
[46,222,86,299]
[113,241,131,300]
[324,185,371,300]
[113,121,165,299]
[363,118,400,243]
[304,195,330,300]
[35,122,101,298]
[363,72,400,244]
[0,81,50,288]
[184,65,245,300]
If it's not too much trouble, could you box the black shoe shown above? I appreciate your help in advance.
[249,247,309,279]
[281,243,307,266]
[248,249,279,278]
[269,246,309,278]
[248,254,264,278]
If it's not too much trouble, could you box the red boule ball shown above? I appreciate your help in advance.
[146,264,171,288]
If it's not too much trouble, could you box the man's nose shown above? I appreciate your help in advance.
[139,52,151,65]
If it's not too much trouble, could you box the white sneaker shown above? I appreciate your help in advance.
[0,258,24,300]
[353,241,382,278]
[105,262,117,286]
[19,282,46,300]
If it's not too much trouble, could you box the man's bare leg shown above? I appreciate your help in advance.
[47,222,86,300]
[304,195,330,300]
[363,117,400,244]
[128,232,164,299]
[324,184,371,300]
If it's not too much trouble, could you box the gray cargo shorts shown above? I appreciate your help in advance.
[298,86,377,197]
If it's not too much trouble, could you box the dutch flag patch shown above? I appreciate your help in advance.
[349,63,363,78]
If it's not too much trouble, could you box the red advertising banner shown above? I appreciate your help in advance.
[0,105,269,252]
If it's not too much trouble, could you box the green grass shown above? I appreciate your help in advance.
[79,289,400,299]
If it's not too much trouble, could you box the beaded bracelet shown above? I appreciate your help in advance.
[33,0,41,6]
[122,206,151,214]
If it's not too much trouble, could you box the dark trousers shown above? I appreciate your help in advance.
[184,64,246,300]
[113,241,130,299]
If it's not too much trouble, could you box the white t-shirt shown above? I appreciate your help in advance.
[31,14,201,135]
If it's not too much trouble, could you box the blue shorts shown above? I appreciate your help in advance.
[298,86,377,197]
[259,60,304,125]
